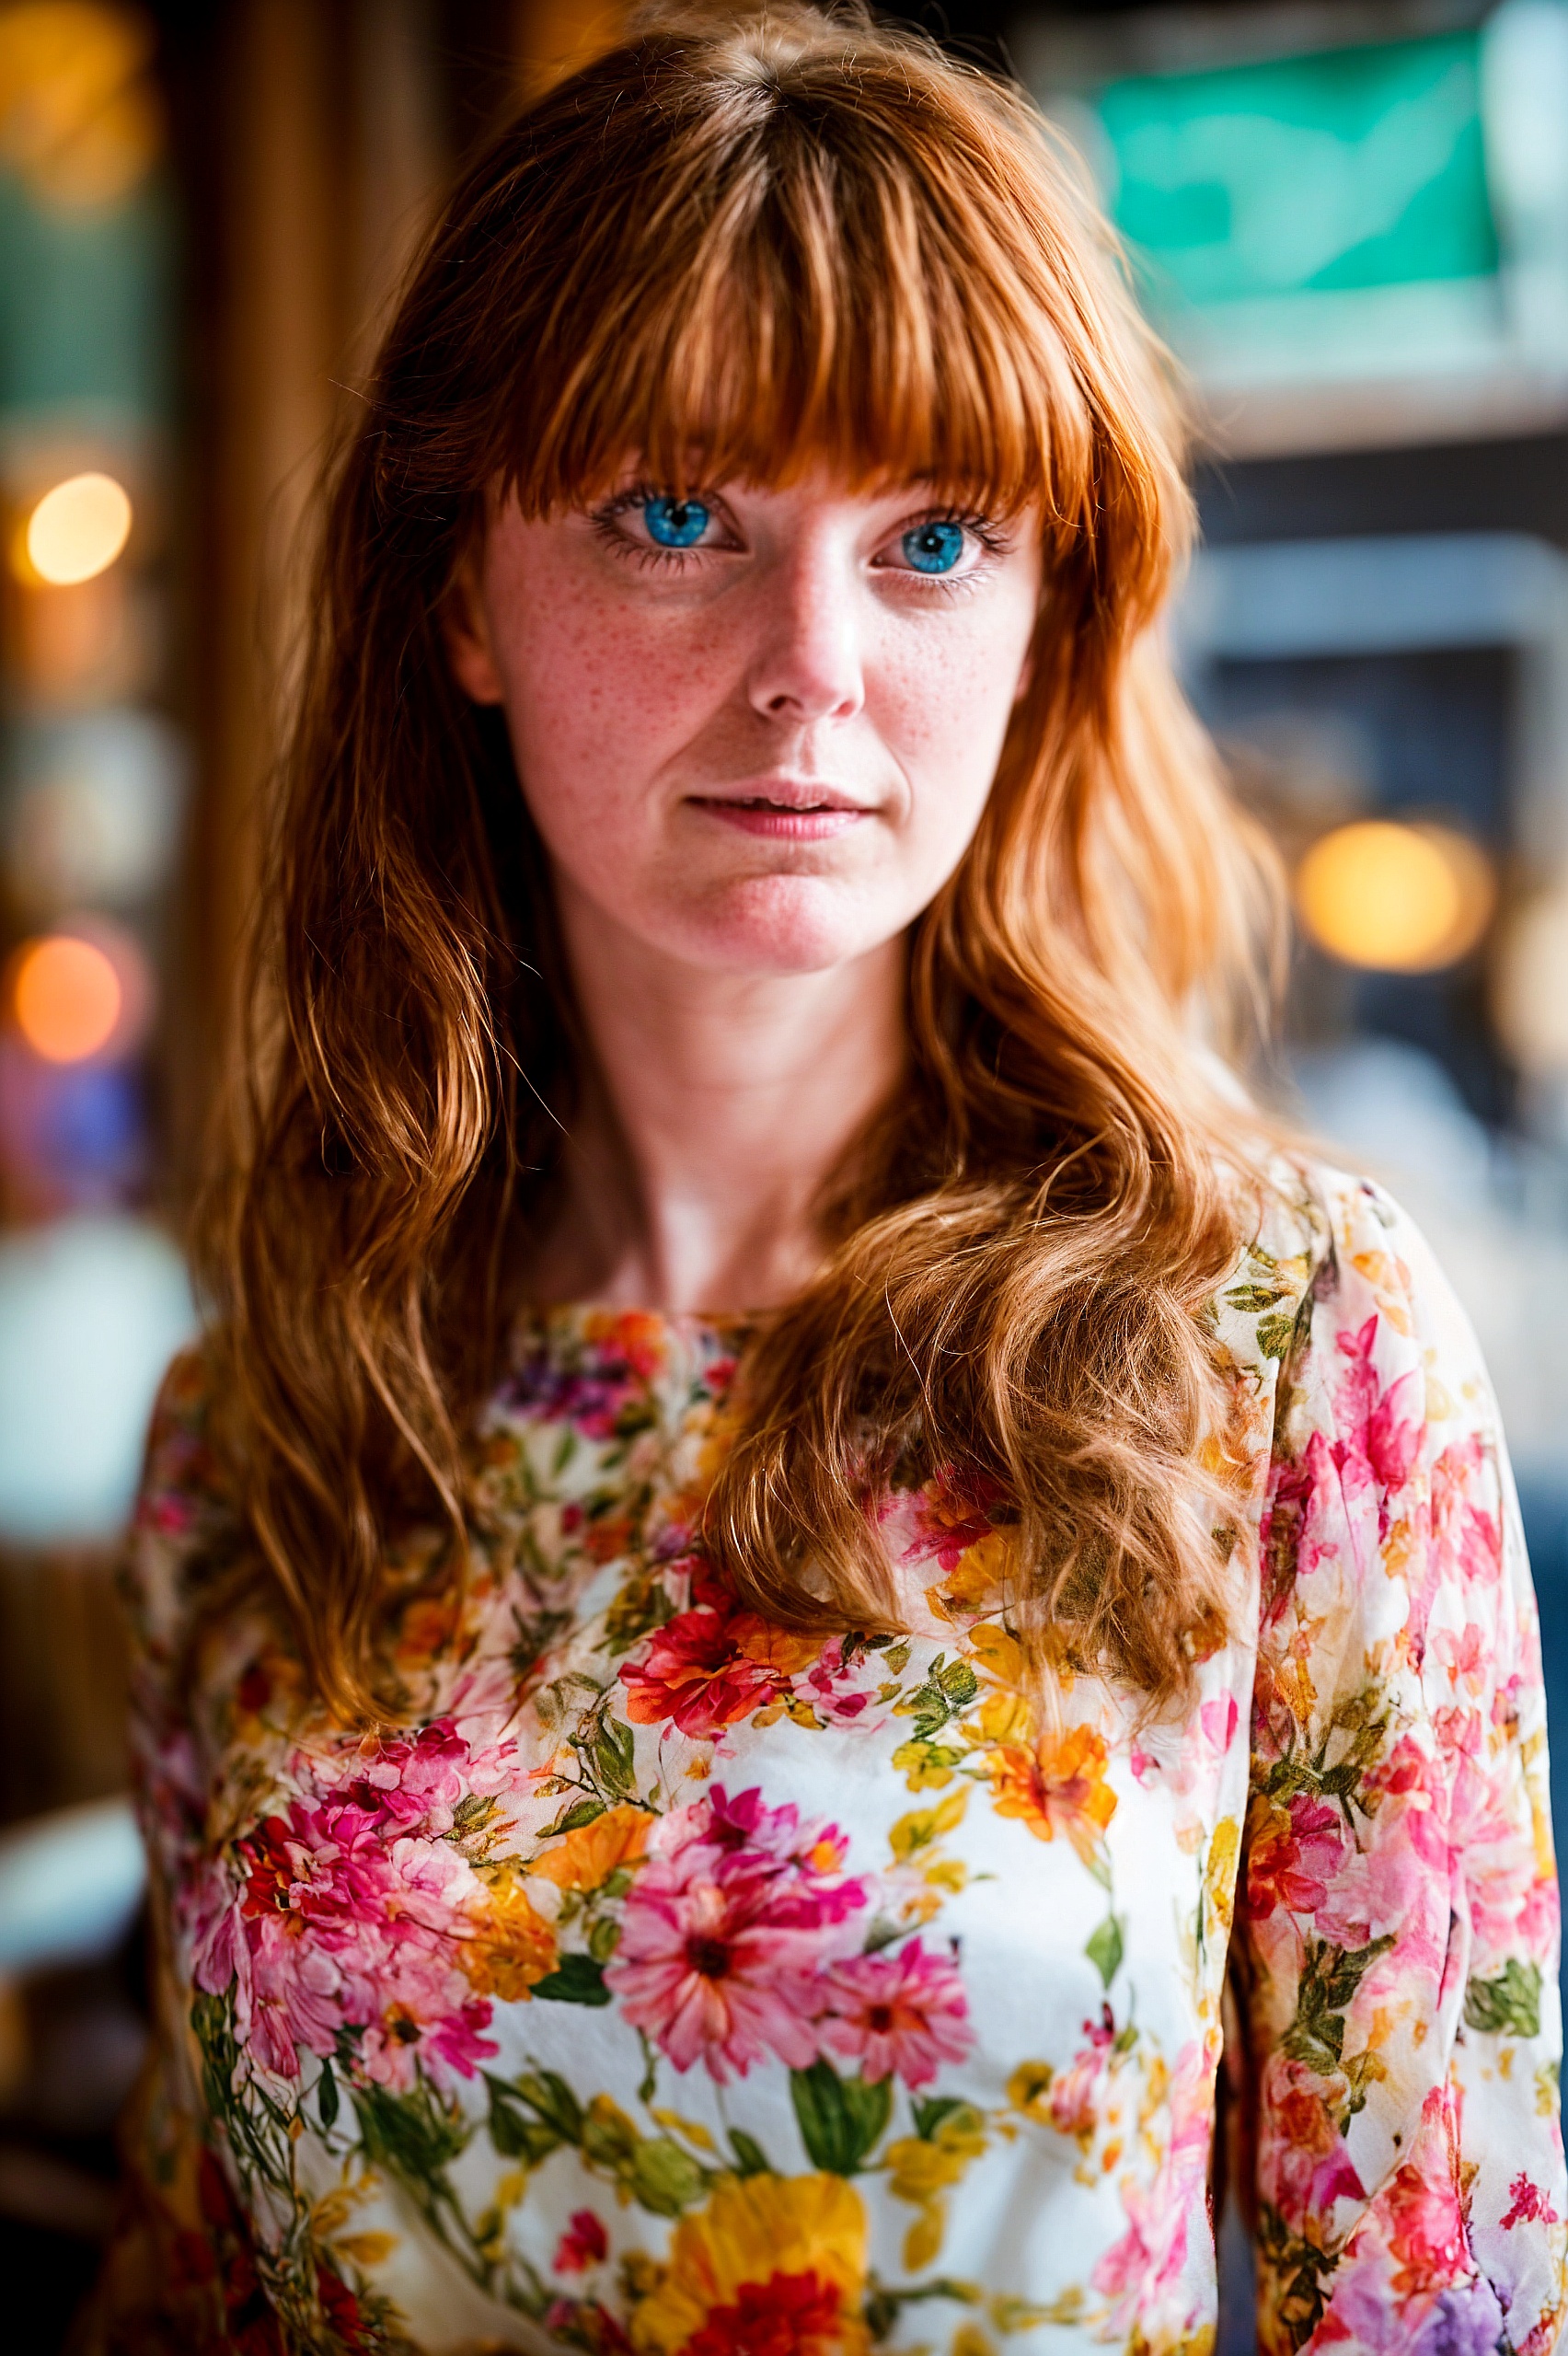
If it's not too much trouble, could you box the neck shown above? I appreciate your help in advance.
[532,882,907,1315]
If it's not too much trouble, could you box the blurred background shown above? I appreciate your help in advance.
[0,0,1565,2347]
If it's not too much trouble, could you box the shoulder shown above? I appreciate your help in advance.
[1218,1153,1485,1379]
[1276,1157,1496,1431]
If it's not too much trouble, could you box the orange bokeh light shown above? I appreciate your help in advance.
[11,932,122,1062]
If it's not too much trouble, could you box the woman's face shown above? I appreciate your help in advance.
[448,470,1043,977]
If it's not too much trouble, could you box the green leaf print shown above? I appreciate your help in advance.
[1085,1914,1124,1989]
[1280,1936,1395,2074]
[1257,2198,1338,2350]
[863,2278,982,2338]
[352,2078,472,2186]
[595,1715,637,1798]
[547,1797,606,1836]
[316,2055,339,2131]
[628,2137,708,2216]
[512,2069,585,2142]
[790,2058,894,2174]
[899,1655,981,1742]
[1224,1282,1290,1314]
[909,2096,974,2140]
[486,2077,568,2167]
[601,1568,676,1657]
[532,1953,613,2005]
[727,2128,771,2176]
[1256,1310,1301,1361]
[1464,1958,1543,2038]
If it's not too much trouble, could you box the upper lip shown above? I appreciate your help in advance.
[688,777,871,811]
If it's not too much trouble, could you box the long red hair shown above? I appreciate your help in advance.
[200,2,1285,1720]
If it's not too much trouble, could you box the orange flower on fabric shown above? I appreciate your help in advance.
[531,1804,652,1892]
[986,1725,1118,1863]
[462,1865,558,2000]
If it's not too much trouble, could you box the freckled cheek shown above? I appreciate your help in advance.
[494,602,724,820]
[870,618,1025,771]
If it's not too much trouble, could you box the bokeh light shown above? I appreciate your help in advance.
[1494,882,1568,1076]
[21,469,133,585]
[12,931,122,1061]
[1296,820,1495,973]
[0,3,162,212]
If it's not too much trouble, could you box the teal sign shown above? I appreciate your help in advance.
[1097,30,1499,312]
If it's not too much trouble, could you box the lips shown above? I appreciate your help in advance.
[685,777,874,839]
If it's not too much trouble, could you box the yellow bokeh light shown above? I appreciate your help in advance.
[22,470,133,585]
[1494,883,1568,1075]
[1296,820,1494,974]
[12,932,122,1062]
[0,5,162,211]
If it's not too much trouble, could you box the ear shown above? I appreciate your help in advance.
[444,550,506,706]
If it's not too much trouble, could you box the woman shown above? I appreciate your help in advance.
[93,7,1564,2353]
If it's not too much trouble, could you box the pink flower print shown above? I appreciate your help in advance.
[1198,1695,1239,1755]
[1332,1319,1424,1525]
[605,1865,828,2082]
[1447,1752,1539,1955]
[604,1786,868,2081]
[1502,2172,1561,2231]
[1378,2087,1472,2300]
[555,2210,609,2274]
[188,1735,512,2090]
[247,1921,344,2078]
[1435,1623,1490,1702]
[1257,2057,1366,2237]
[1431,1433,1503,1596]
[1041,2008,1115,2145]
[1244,1791,1346,1920]
[1091,2038,1216,2334]
[674,1787,862,1923]
[819,1938,973,2087]
[804,1638,871,1723]
[347,1717,469,1835]
[903,1472,1005,1574]
[1312,1832,1435,1959]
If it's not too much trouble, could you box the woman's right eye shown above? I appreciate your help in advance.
[642,495,713,549]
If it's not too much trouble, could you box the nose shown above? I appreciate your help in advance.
[745,537,866,726]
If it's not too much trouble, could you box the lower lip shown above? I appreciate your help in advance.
[689,800,868,840]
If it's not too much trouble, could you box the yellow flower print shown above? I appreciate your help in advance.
[930,1530,1013,1621]
[628,2172,869,2355]
[394,1591,463,1669]
[1350,1247,1413,1335]
[732,1622,824,1675]
[985,1725,1117,1864]
[461,1862,558,1999]
[884,2103,987,2270]
[530,1803,651,1892]
[1007,2061,1055,2125]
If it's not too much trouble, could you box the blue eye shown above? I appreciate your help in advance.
[901,519,966,574]
[644,495,711,549]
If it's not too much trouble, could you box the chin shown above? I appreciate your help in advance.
[676,872,904,976]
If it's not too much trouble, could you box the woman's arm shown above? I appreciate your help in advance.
[1237,1173,1567,2353]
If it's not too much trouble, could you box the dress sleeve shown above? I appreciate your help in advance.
[82,1345,255,2356]
[1237,1172,1568,2355]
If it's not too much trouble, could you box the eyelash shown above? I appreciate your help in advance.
[587,486,1007,583]
[588,484,729,572]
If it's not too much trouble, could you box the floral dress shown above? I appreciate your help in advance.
[90,1165,1567,2356]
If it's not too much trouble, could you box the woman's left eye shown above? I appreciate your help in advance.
[642,495,713,549]
[899,519,967,574]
